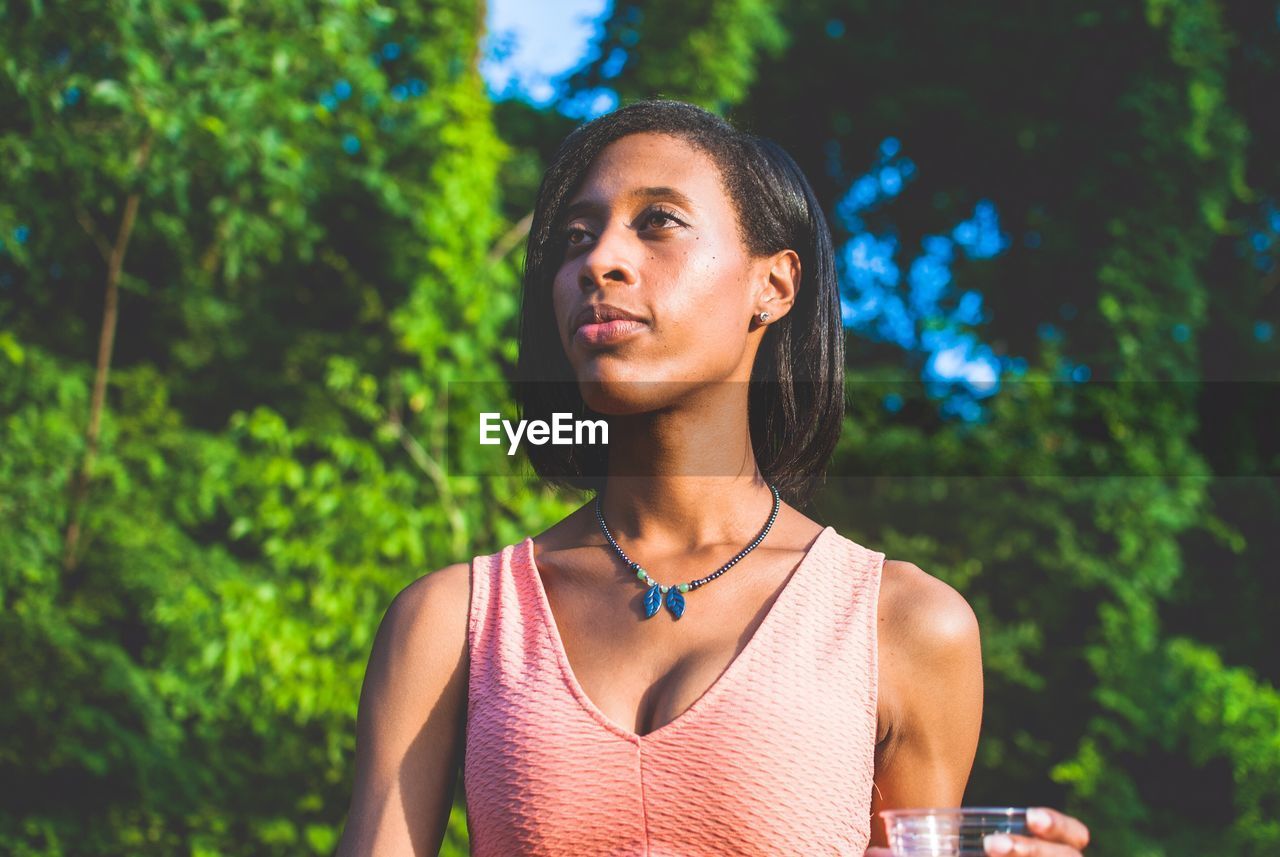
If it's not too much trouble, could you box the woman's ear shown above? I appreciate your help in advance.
[756,249,801,321]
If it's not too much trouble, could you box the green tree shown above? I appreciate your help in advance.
[0,1,564,853]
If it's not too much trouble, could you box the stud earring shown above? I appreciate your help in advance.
[757,311,770,323]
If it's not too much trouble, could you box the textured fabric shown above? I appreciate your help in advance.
[463,525,885,856]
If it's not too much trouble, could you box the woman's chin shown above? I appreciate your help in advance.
[577,376,701,415]
[578,383,663,415]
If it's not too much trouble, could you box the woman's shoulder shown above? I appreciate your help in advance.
[876,557,980,653]
[870,556,984,782]
[382,561,472,667]
[396,560,472,613]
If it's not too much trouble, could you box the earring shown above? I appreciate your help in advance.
[757,311,770,323]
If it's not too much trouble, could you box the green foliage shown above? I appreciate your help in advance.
[565,0,789,112]
[711,0,1272,852]
[1051,636,1280,854]
[0,0,572,854]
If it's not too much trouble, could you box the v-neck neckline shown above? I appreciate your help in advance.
[522,525,835,744]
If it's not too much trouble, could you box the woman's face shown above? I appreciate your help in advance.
[551,132,795,414]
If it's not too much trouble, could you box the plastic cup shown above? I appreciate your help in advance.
[879,807,1029,856]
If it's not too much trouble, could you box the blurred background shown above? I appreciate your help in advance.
[2,1,1278,854]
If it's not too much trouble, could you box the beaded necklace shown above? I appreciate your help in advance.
[593,484,782,620]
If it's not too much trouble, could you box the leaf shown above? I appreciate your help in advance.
[0,332,26,365]
[665,586,686,620]
[199,115,227,138]
[91,79,129,109]
[643,583,662,618]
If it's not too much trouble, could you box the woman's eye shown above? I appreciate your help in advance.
[561,209,683,247]
[642,209,683,229]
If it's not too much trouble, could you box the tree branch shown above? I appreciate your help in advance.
[74,204,113,263]
[486,210,533,266]
[62,129,155,578]
[386,383,468,557]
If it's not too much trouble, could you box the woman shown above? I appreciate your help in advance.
[336,100,1092,856]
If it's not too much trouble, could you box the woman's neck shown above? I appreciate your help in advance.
[596,383,777,551]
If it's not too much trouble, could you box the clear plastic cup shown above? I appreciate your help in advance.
[879,807,1029,856]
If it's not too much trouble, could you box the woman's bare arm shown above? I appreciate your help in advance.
[335,562,471,857]
[868,559,985,848]
[865,560,1091,856]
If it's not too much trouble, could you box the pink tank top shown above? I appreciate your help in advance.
[463,526,885,856]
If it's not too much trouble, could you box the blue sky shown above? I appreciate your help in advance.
[481,0,608,104]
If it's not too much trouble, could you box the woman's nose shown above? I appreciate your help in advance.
[578,223,639,291]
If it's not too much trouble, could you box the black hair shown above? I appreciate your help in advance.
[514,98,844,508]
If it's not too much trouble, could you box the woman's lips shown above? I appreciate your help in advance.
[575,319,647,346]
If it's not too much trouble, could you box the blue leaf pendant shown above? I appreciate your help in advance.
[642,584,687,619]
[665,586,686,620]
[643,584,663,619]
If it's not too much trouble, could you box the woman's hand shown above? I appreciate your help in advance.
[983,806,1091,856]
[863,807,1090,857]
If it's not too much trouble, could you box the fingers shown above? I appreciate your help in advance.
[983,807,1091,856]
[1026,806,1091,850]
[983,833,1081,856]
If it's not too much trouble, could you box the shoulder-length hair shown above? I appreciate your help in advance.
[514,99,844,508]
